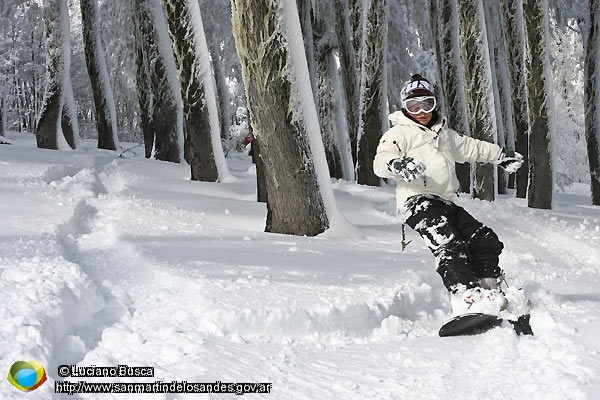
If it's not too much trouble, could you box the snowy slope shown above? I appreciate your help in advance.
[1,133,599,399]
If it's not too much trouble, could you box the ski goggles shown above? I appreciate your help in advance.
[402,96,436,114]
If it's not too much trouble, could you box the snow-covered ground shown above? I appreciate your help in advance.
[1,132,599,399]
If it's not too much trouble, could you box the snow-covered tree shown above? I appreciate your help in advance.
[328,0,389,184]
[484,1,516,194]
[37,0,77,150]
[356,0,389,186]
[431,0,471,192]
[61,75,79,148]
[524,0,554,209]
[0,81,5,136]
[99,0,139,141]
[131,0,154,158]
[549,9,589,191]
[0,1,45,134]
[198,0,239,140]
[160,0,230,181]
[387,0,437,112]
[297,0,318,108]
[502,0,530,198]
[230,0,355,236]
[458,0,498,201]
[0,0,6,137]
[250,136,268,203]
[231,0,328,235]
[313,0,344,179]
[132,0,183,163]
[80,0,118,150]
[207,39,231,140]
[334,0,361,169]
[585,0,600,204]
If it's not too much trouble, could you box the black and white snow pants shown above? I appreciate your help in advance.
[403,194,504,291]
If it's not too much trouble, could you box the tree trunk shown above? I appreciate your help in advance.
[502,0,530,197]
[251,135,268,203]
[314,0,344,179]
[585,0,600,205]
[209,41,232,141]
[61,100,76,149]
[31,27,43,136]
[523,0,553,209]
[457,0,497,201]
[0,86,5,137]
[62,75,79,149]
[231,0,328,236]
[81,0,118,150]
[161,0,219,181]
[484,2,511,195]
[132,0,182,163]
[131,0,154,158]
[334,0,360,170]
[297,0,318,109]
[431,0,471,193]
[149,0,182,163]
[356,0,388,186]
[37,0,69,150]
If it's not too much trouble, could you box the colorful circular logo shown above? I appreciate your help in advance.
[7,361,48,392]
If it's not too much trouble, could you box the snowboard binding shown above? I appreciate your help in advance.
[439,276,533,337]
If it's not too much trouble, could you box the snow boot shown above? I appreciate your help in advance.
[485,277,534,336]
[450,285,509,316]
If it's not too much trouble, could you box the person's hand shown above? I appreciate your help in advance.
[387,157,426,182]
[497,150,524,174]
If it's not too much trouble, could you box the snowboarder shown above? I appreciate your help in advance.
[373,74,524,317]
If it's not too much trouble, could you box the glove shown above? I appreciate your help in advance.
[497,150,524,174]
[387,156,426,182]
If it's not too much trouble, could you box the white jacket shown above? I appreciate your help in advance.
[373,111,502,210]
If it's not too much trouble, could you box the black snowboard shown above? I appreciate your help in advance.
[439,313,503,337]
[439,313,533,337]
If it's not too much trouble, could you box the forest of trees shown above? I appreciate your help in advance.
[0,0,598,236]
